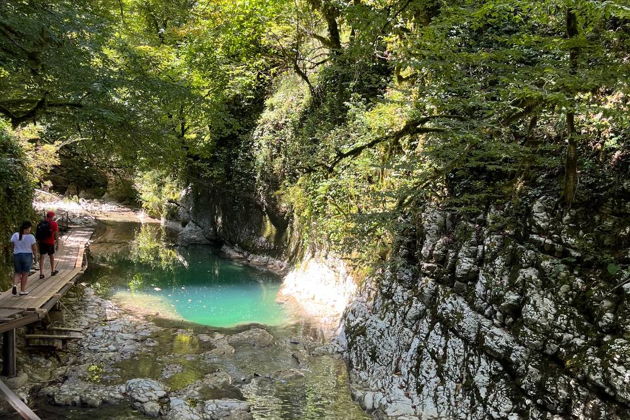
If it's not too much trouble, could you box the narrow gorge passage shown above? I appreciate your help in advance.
[1,0,627,418]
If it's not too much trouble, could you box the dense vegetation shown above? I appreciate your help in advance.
[0,122,35,281]
[0,1,628,278]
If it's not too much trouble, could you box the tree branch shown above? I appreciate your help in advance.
[0,95,84,128]
[501,99,541,126]
[305,0,341,51]
[325,115,460,172]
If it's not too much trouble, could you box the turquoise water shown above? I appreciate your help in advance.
[86,222,289,327]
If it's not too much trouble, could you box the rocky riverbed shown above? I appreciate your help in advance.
[6,194,365,419]
[1,280,365,419]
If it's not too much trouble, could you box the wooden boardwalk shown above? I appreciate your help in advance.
[0,226,93,367]
[0,226,92,331]
[0,226,93,419]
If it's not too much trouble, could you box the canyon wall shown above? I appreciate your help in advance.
[343,185,630,418]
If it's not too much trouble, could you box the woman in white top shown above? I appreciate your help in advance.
[10,221,38,295]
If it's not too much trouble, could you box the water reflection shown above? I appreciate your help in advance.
[131,224,182,271]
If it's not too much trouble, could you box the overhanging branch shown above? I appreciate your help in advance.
[324,115,460,172]
[0,95,84,128]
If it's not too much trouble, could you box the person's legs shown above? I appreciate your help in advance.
[39,243,45,278]
[13,254,24,294]
[38,243,56,277]
[20,272,28,292]
[13,254,31,294]
[19,254,33,294]
[50,253,57,275]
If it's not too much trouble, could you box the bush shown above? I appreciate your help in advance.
[0,122,35,287]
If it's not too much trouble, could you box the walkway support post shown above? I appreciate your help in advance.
[2,329,16,377]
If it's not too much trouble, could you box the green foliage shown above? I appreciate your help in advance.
[128,273,144,295]
[12,125,60,185]
[0,122,35,286]
[252,0,628,266]
[608,263,621,276]
[1,0,627,273]
[135,170,180,218]
[86,364,104,383]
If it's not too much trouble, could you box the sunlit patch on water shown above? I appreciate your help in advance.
[111,279,289,328]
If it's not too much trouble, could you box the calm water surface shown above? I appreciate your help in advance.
[84,221,290,327]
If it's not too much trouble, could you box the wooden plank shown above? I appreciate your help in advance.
[0,309,22,318]
[0,269,64,306]
[32,271,83,314]
[1,269,81,310]
[47,327,83,332]
[0,314,40,334]
[25,334,83,340]
[25,268,82,309]
[40,279,80,313]
[0,378,41,420]
[29,268,79,297]
[26,338,63,350]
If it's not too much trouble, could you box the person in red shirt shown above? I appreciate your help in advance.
[37,210,59,279]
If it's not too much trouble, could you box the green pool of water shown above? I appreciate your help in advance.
[85,222,289,328]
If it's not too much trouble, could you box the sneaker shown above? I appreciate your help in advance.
[12,285,17,295]
[19,291,29,296]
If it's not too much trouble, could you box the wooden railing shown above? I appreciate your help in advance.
[0,378,40,419]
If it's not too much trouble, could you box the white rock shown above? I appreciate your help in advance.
[142,401,161,417]
[202,399,251,419]
[125,378,168,403]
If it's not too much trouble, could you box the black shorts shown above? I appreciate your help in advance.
[38,243,55,255]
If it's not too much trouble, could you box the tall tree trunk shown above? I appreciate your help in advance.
[564,112,578,206]
[563,7,579,207]
[306,0,341,52]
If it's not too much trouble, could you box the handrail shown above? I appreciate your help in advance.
[0,378,41,419]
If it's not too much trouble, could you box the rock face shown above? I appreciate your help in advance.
[170,185,291,258]
[343,194,630,418]
[178,222,212,246]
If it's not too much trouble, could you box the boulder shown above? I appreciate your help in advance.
[165,397,202,420]
[227,328,274,348]
[125,378,168,403]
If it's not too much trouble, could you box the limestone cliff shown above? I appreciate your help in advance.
[343,183,630,418]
